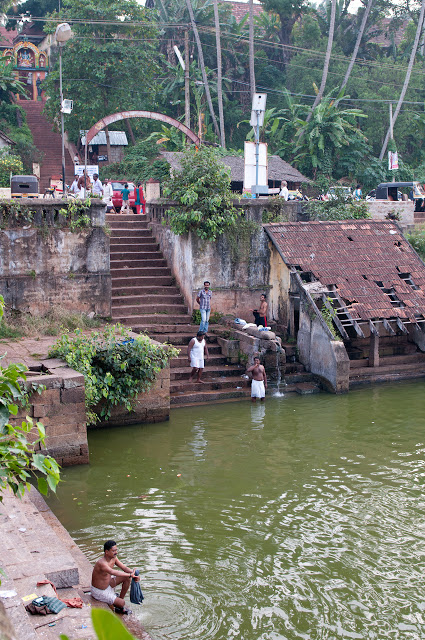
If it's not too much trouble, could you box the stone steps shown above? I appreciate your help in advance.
[171,387,251,406]
[349,353,425,369]
[349,360,425,386]
[20,101,74,189]
[111,258,168,268]
[112,303,188,316]
[170,364,246,381]
[112,276,175,287]
[110,266,170,277]
[112,293,184,305]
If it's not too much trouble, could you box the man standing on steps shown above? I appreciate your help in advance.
[188,331,209,383]
[196,281,212,334]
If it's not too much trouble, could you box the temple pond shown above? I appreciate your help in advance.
[47,381,425,640]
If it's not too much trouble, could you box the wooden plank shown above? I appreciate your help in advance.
[369,320,380,336]
[396,317,408,334]
[382,318,396,335]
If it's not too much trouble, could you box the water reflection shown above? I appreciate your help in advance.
[47,380,425,640]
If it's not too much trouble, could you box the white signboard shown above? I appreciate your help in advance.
[244,141,268,191]
[74,164,99,178]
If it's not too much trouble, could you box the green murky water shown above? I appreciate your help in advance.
[48,381,425,640]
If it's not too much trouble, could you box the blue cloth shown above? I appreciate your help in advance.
[130,569,144,605]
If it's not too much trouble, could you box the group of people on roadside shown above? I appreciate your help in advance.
[68,175,145,214]
[188,281,267,402]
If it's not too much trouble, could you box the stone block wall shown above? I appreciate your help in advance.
[0,200,111,316]
[94,366,170,428]
[367,201,414,228]
[11,362,89,467]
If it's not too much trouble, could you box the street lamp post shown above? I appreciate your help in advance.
[55,23,72,199]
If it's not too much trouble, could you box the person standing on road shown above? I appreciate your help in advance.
[120,183,131,213]
[279,180,289,200]
[134,182,146,215]
[92,173,104,197]
[196,281,212,333]
[247,357,267,402]
[188,331,209,383]
[102,178,115,212]
[69,175,79,196]
[77,172,91,199]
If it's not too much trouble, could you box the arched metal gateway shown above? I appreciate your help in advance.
[84,110,201,168]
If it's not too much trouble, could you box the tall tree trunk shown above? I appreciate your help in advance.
[337,0,373,102]
[105,125,111,164]
[185,0,220,140]
[249,0,256,99]
[379,0,425,159]
[213,0,226,147]
[306,0,337,122]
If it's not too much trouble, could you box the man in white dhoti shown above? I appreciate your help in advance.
[187,331,209,383]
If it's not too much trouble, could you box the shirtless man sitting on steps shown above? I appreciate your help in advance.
[91,540,139,614]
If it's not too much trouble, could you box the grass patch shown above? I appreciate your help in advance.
[0,307,105,340]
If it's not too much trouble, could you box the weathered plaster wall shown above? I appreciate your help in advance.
[268,244,291,326]
[148,199,302,322]
[149,220,271,321]
[0,226,110,315]
[296,284,350,393]
[367,201,414,228]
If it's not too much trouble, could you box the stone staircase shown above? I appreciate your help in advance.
[348,336,425,386]
[20,100,74,190]
[108,214,252,406]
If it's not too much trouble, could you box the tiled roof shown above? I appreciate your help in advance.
[0,26,17,48]
[367,18,409,47]
[265,220,425,322]
[160,152,310,184]
[222,0,263,22]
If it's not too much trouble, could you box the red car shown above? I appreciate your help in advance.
[111,181,136,212]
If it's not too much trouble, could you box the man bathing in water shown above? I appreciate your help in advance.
[91,540,140,614]
[247,357,267,402]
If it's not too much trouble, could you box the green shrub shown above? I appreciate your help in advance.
[0,150,23,188]
[306,193,371,221]
[49,324,178,424]
[162,146,240,241]
[406,226,425,260]
[192,309,201,324]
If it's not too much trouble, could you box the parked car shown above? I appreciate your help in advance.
[327,186,353,200]
[111,181,136,211]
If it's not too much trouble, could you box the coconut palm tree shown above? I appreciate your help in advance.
[213,0,225,147]
[249,0,255,99]
[306,0,337,122]
[338,0,374,100]
[185,0,220,140]
[379,0,425,159]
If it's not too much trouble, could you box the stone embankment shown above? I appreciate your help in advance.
[0,489,151,639]
[2,332,171,466]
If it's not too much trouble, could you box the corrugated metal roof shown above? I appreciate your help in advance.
[265,220,425,323]
[80,131,128,146]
